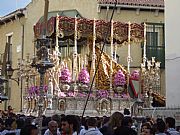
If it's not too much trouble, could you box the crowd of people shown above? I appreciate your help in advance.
[0,106,180,135]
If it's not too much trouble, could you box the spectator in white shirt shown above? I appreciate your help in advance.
[44,120,61,135]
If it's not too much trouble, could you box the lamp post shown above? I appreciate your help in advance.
[31,38,54,135]
[3,61,20,110]
[6,62,19,85]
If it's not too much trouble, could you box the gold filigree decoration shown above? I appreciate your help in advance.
[151,92,165,106]
[95,46,127,90]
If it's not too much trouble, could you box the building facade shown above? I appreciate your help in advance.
[165,0,180,107]
[0,0,165,112]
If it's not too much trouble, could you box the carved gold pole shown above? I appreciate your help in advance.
[78,54,81,72]
[56,13,60,96]
[110,20,114,96]
[92,18,96,89]
[127,22,131,93]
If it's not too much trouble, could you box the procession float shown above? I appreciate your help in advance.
[20,11,165,117]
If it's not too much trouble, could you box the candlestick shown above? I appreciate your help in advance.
[127,22,131,93]
[110,20,114,93]
[143,23,147,64]
[73,16,78,82]
[91,18,96,88]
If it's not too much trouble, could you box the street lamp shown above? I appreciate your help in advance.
[2,62,19,110]
[6,62,14,78]
[6,62,19,85]
[32,38,54,134]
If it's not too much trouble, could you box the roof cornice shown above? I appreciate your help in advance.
[98,3,164,10]
[0,8,26,25]
[97,0,164,10]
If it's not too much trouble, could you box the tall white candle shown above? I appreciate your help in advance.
[73,16,78,82]
[84,54,87,67]
[56,14,59,51]
[127,22,131,74]
[91,18,96,87]
[143,23,147,64]
[110,20,114,91]
[127,21,131,93]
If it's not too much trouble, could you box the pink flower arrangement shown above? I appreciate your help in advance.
[67,91,75,97]
[28,85,48,95]
[28,86,35,95]
[60,67,72,83]
[78,68,90,84]
[131,70,139,80]
[59,92,66,97]
[97,90,109,98]
[114,70,126,86]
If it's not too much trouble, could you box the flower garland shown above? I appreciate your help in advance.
[60,67,72,83]
[114,70,126,86]
[78,68,90,84]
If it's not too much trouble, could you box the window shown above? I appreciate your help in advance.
[142,23,165,68]
[5,32,13,99]
[6,32,13,64]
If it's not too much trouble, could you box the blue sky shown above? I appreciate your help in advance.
[0,0,31,16]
